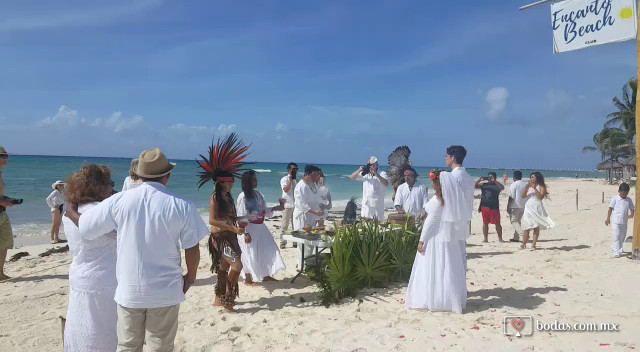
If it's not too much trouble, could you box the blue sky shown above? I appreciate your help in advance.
[0,0,636,169]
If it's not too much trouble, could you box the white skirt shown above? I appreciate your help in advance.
[405,235,467,313]
[64,285,117,352]
[238,222,286,281]
[522,199,555,231]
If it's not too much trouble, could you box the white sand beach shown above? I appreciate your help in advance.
[0,179,638,351]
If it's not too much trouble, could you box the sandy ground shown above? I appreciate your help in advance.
[0,179,638,351]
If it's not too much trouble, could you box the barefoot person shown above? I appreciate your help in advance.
[62,164,118,351]
[476,172,505,243]
[317,169,332,228]
[0,146,20,281]
[605,183,633,258]
[294,165,324,262]
[66,148,207,350]
[279,162,298,249]
[46,180,66,244]
[198,133,251,312]
[237,170,286,285]
[405,170,466,313]
[521,172,555,250]
[507,171,528,243]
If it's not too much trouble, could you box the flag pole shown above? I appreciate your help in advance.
[632,0,640,260]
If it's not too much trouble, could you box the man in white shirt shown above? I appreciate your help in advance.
[394,167,428,223]
[350,156,389,221]
[279,162,298,249]
[507,171,528,242]
[66,148,208,351]
[605,182,634,258]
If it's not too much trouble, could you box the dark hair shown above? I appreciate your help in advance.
[513,170,522,180]
[488,172,497,179]
[530,172,549,198]
[446,145,467,165]
[431,170,444,206]
[304,164,321,176]
[213,171,236,218]
[65,164,113,205]
[404,167,419,177]
[287,162,298,170]
[619,183,630,192]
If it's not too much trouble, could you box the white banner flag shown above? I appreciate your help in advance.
[551,0,637,53]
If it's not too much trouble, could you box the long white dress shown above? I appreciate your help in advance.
[521,186,555,231]
[405,197,467,313]
[237,191,286,281]
[62,202,117,352]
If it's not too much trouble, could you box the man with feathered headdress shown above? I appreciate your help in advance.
[197,133,252,312]
[66,147,209,350]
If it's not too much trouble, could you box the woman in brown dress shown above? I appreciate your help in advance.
[197,133,251,313]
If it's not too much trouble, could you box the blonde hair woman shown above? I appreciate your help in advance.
[46,180,66,244]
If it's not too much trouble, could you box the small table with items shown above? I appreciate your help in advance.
[280,231,333,283]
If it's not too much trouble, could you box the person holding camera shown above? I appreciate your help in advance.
[350,156,389,221]
[476,172,505,243]
[279,162,298,249]
[0,146,21,280]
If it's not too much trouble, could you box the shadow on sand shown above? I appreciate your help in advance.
[466,286,567,313]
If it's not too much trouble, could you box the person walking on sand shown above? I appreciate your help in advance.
[0,146,21,281]
[476,172,504,242]
[46,180,66,244]
[279,162,298,249]
[507,171,528,242]
[62,164,118,351]
[66,148,207,350]
[521,172,555,250]
[605,183,634,258]
[236,170,286,285]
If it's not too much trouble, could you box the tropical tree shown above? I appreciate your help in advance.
[605,78,637,137]
[582,130,609,162]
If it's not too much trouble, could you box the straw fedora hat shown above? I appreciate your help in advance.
[133,148,176,178]
[0,146,10,156]
[52,180,66,189]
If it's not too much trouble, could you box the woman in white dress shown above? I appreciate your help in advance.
[61,164,117,352]
[237,170,286,285]
[121,158,142,191]
[46,180,66,244]
[405,170,467,313]
[521,172,555,250]
[316,170,332,227]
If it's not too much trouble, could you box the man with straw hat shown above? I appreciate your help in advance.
[66,148,208,351]
[0,146,20,281]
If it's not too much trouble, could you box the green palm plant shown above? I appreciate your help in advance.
[605,78,637,137]
[385,221,420,282]
[325,224,357,299]
[582,130,609,162]
[353,221,389,288]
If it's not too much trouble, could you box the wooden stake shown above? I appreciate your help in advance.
[602,191,605,203]
[576,189,579,210]
[633,0,640,260]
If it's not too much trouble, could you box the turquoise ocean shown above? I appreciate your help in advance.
[1,155,603,238]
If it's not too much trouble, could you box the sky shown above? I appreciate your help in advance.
[0,0,636,169]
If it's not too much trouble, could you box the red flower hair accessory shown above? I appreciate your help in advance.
[429,170,439,180]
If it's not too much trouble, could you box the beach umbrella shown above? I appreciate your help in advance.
[597,159,623,184]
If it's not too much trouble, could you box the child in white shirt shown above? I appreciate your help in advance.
[605,183,634,258]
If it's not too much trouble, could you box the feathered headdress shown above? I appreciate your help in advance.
[387,146,412,186]
[196,133,252,189]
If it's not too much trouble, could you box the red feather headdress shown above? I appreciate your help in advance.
[196,133,252,189]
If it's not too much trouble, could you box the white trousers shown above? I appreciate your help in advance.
[612,223,627,256]
[280,208,294,244]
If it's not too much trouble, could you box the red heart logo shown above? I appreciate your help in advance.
[511,319,524,331]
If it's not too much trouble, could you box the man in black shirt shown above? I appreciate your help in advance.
[476,172,505,242]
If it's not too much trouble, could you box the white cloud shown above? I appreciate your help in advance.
[102,112,144,132]
[275,122,288,132]
[486,87,510,119]
[0,0,163,32]
[37,105,85,126]
[217,124,236,134]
